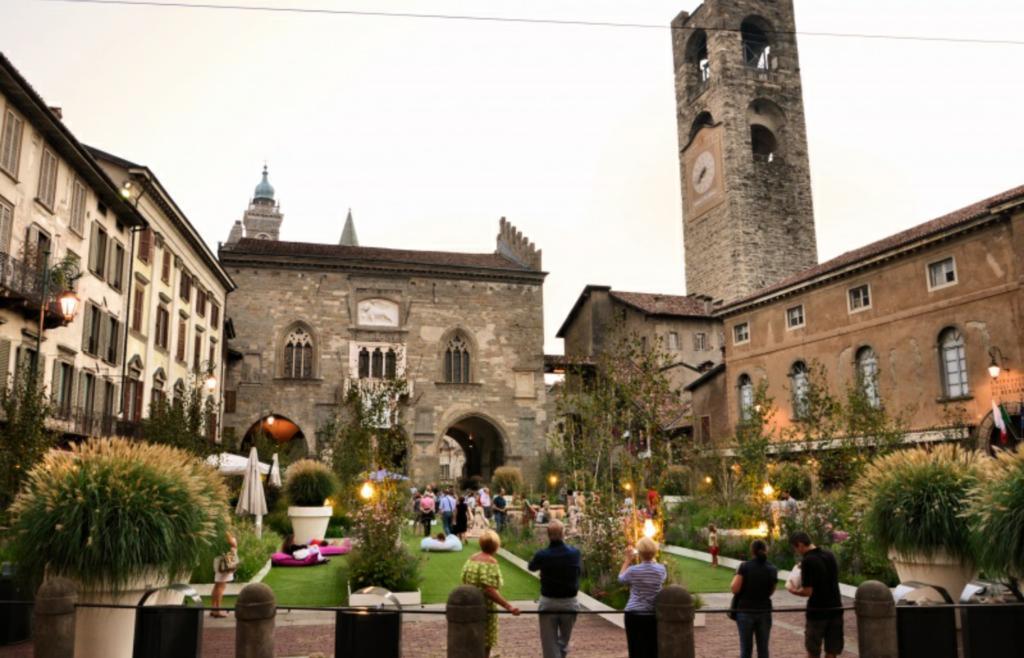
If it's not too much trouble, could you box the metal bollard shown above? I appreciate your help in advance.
[855,580,899,658]
[33,578,77,658]
[235,583,276,658]
[446,585,487,658]
[656,585,695,658]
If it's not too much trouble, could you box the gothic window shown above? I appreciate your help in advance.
[856,347,881,408]
[371,348,383,378]
[283,328,314,379]
[358,347,370,379]
[444,334,472,384]
[741,16,773,70]
[939,328,969,398]
[738,374,754,422]
[790,361,809,418]
[357,346,397,380]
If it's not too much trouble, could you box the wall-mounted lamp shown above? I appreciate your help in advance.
[989,347,1008,379]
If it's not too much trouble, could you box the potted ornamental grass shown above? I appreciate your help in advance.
[8,438,229,658]
[853,445,982,601]
[968,447,1024,597]
[284,459,339,544]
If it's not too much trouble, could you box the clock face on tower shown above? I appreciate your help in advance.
[692,151,716,194]
[683,123,726,220]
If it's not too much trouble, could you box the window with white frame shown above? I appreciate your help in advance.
[927,257,957,290]
[738,374,754,421]
[939,327,969,398]
[693,332,708,351]
[0,109,24,177]
[667,331,679,351]
[848,284,871,312]
[856,346,881,408]
[37,148,58,210]
[786,305,805,329]
[733,322,750,345]
[353,343,402,380]
[790,361,809,418]
[70,179,87,236]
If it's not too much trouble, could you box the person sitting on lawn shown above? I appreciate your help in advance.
[420,532,463,552]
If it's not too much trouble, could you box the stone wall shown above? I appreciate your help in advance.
[221,265,548,484]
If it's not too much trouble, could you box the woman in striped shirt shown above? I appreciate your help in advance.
[618,537,667,658]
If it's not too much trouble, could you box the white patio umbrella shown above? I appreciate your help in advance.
[236,446,268,537]
[269,453,282,488]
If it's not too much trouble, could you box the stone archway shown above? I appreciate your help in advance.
[241,413,309,461]
[439,414,507,483]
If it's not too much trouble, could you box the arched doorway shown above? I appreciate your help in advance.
[440,415,506,483]
[241,414,309,462]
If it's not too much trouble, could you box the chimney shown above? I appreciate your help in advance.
[48,107,63,120]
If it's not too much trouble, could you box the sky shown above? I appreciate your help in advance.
[2,0,1023,353]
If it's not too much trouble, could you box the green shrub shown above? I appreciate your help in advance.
[327,509,353,536]
[266,510,292,537]
[491,466,525,494]
[284,459,338,507]
[663,499,761,548]
[772,461,812,500]
[348,481,421,592]
[662,465,690,496]
[348,544,421,593]
[191,523,282,584]
[9,438,229,593]
[854,445,982,561]
[969,447,1024,579]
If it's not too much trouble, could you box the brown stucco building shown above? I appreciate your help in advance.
[690,186,1024,450]
[219,177,548,484]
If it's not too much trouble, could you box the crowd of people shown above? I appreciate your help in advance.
[410,484,841,658]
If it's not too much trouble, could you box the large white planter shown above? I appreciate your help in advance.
[889,550,977,603]
[66,571,180,658]
[288,505,333,544]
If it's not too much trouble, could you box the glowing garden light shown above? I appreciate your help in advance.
[359,481,375,501]
[643,518,657,539]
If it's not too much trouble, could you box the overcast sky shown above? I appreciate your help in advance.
[3,0,1023,352]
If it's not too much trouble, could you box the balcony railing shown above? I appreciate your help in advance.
[49,406,143,438]
[0,251,44,304]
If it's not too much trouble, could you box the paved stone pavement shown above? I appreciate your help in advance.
[0,594,860,657]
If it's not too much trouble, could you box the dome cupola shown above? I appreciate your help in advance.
[253,165,275,202]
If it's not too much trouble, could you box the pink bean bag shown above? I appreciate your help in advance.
[271,551,329,567]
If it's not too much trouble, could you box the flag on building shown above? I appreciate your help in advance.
[993,401,1011,445]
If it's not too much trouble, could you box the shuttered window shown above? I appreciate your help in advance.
[0,339,11,387]
[70,179,87,235]
[0,109,24,177]
[155,306,169,349]
[161,250,171,283]
[210,303,220,330]
[109,242,125,290]
[132,287,145,332]
[81,303,102,356]
[193,333,202,371]
[138,228,153,263]
[0,196,12,253]
[176,318,187,362]
[89,222,108,279]
[37,148,58,210]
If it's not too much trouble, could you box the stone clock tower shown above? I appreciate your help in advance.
[672,0,817,302]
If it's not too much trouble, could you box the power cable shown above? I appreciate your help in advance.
[34,0,1024,47]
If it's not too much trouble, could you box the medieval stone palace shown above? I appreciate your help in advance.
[218,173,548,483]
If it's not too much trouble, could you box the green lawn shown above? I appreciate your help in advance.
[663,553,738,593]
[404,533,540,604]
[206,555,350,609]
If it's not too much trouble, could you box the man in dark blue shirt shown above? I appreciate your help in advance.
[528,520,582,658]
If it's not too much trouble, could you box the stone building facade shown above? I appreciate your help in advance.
[220,178,548,483]
[556,285,724,433]
[690,185,1024,451]
[672,0,817,302]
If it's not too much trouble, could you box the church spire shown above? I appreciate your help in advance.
[339,208,359,246]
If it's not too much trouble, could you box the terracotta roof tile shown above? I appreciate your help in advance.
[220,238,537,274]
[722,184,1024,311]
[609,290,713,317]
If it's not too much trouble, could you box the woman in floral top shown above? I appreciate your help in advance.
[461,530,521,655]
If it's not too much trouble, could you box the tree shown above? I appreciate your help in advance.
[317,373,410,509]
[0,363,56,518]
[141,374,217,458]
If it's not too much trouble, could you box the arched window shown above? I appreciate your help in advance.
[358,347,370,379]
[741,16,773,70]
[444,335,472,384]
[358,346,397,380]
[173,379,186,407]
[790,361,809,418]
[283,328,314,379]
[738,374,754,421]
[856,347,881,408]
[689,111,715,141]
[751,125,778,163]
[684,29,711,98]
[939,328,969,398]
